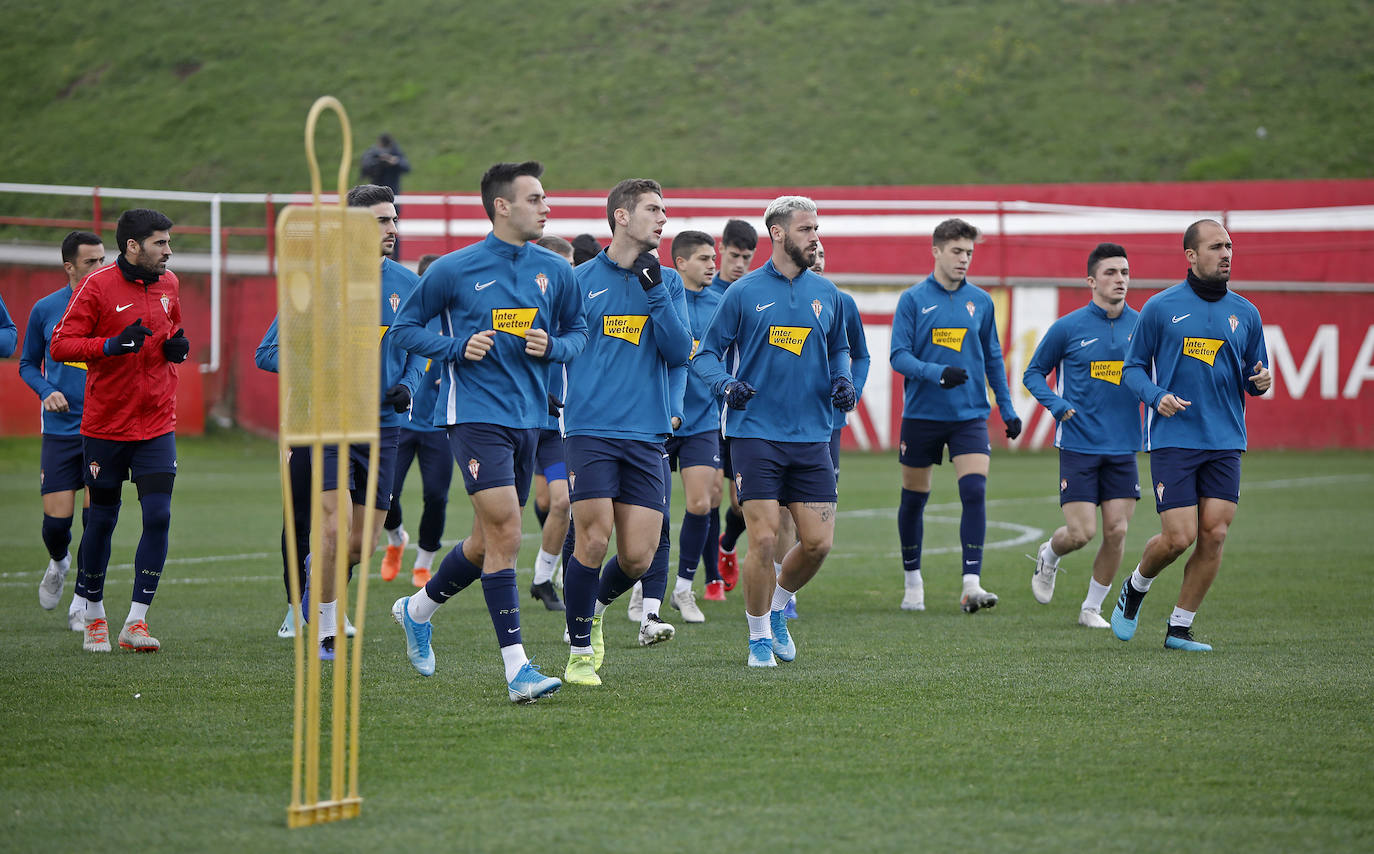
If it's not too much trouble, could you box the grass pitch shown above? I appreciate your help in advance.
[0,433,1371,852]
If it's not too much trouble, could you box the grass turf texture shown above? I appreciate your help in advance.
[0,432,1370,852]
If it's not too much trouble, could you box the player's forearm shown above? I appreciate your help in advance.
[647,288,693,365]
[544,327,587,364]
[890,349,939,383]
[388,321,461,362]
[48,333,107,363]
[1021,369,1066,416]
[853,357,871,398]
[1122,365,1165,410]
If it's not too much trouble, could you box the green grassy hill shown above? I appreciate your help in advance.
[5,0,1371,200]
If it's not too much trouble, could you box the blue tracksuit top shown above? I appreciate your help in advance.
[1023,300,1142,454]
[0,292,16,357]
[890,275,1016,423]
[678,284,725,436]
[563,250,693,442]
[389,233,587,429]
[1123,281,1268,451]
[256,257,425,429]
[708,272,735,298]
[832,288,871,430]
[18,285,86,436]
[545,362,566,432]
[405,352,444,434]
[693,260,852,443]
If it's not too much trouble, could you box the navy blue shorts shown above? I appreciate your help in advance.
[1058,449,1140,506]
[535,428,566,482]
[394,427,453,498]
[1149,448,1242,513]
[720,436,734,480]
[448,422,538,505]
[829,428,843,477]
[40,434,85,495]
[83,431,177,489]
[323,426,401,510]
[899,417,990,467]
[729,438,837,504]
[666,431,721,472]
[564,435,669,513]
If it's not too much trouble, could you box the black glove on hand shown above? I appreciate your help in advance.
[723,380,757,410]
[162,328,189,363]
[939,366,969,389]
[382,384,411,413]
[1005,417,1023,440]
[103,318,154,356]
[831,376,857,412]
[547,392,564,418]
[632,251,662,291]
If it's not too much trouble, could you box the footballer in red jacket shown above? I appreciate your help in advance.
[50,208,188,655]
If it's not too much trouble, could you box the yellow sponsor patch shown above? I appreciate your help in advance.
[768,325,811,355]
[1182,337,1224,365]
[1090,360,1123,385]
[378,324,389,341]
[603,314,648,345]
[63,361,88,370]
[492,307,538,338]
[691,338,699,358]
[932,327,967,352]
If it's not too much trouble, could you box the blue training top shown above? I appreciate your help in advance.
[0,292,16,358]
[678,284,725,437]
[1123,280,1268,451]
[832,288,871,431]
[388,233,587,430]
[563,250,693,442]
[1023,300,1142,454]
[18,285,86,436]
[889,275,1017,424]
[693,260,851,443]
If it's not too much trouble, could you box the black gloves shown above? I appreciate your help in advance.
[633,251,662,291]
[103,318,153,356]
[547,392,564,418]
[939,366,969,388]
[1005,417,1023,440]
[723,380,757,410]
[162,328,189,363]
[382,384,411,413]
[831,376,856,412]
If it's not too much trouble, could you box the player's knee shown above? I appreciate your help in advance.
[1198,520,1229,551]
[1064,521,1096,550]
[685,493,710,515]
[1101,518,1129,547]
[138,492,172,533]
[957,473,987,505]
[548,491,570,518]
[1161,528,1195,556]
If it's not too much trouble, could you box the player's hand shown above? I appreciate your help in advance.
[633,251,662,291]
[547,392,563,418]
[939,366,968,389]
[162,328,189,363]
[464,330,496,361]
[723,380,757,410]
[1005,417,1023,440]
[1250,361,1272,393]
[382,384,411,413]
[1157,393,1191,416]
[103,318,153,356]
[1059,408,1076,422]
[42,391,70,413]
[830,376,857,412]
[524,327,550,357]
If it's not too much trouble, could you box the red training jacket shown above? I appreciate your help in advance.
[50,262,183,441]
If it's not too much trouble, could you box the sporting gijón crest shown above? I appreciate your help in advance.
[467,458,480,480]
[389,292,401,313]
[535,273,549,295]
[811,299,822,319]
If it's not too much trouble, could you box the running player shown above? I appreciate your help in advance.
[1022,243,1142,627]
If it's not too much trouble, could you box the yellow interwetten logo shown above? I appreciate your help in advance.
[768,325,811,355]
[691,339,699,358]
[603,315,648,345]
[1090,360,1123,385]
[378,325,389,341]
[932,328,967,352]
[63,361,88,370]
[1182,337,1224,365]
[492,308,538,338]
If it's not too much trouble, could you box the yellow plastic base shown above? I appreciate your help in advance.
[288,797,362,828]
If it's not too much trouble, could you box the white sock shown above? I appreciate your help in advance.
[962,573,982,594]
[774,561,783,577]
[86,599,106,620]
[1130,566,1153,593]
[770,584,794,613]
[675,576,693,595]
[746,611,770,640]
[533,550,558,584]
[407,589,442,623]
[904,569,924,589]
[70,594,88,615]
[54,553,71,571]
[642,598,662,622]
[499,643,528,682]
[414,547,438,571]
[126,602,149,625]
[386,526,406,548]
[593,600,607,617]
[571,644,593,656]
[1169,606,1196,628]
[318,600,338,638]
[1043,541,1062,566]
[1083,579,1111,612]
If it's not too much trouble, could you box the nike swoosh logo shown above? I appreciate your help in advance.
[1080,338,1098,347]
[505,627,519,634]
[965,560,978,565]
[921,305,937,314]
[1172,314,1191,323]
[122,341,136,348]
[116,303,134,312]
[755,302,775,311]
[589,288,609,299]
[474,280,495,291]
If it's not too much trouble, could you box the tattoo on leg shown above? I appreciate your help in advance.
[803,502,836,523]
